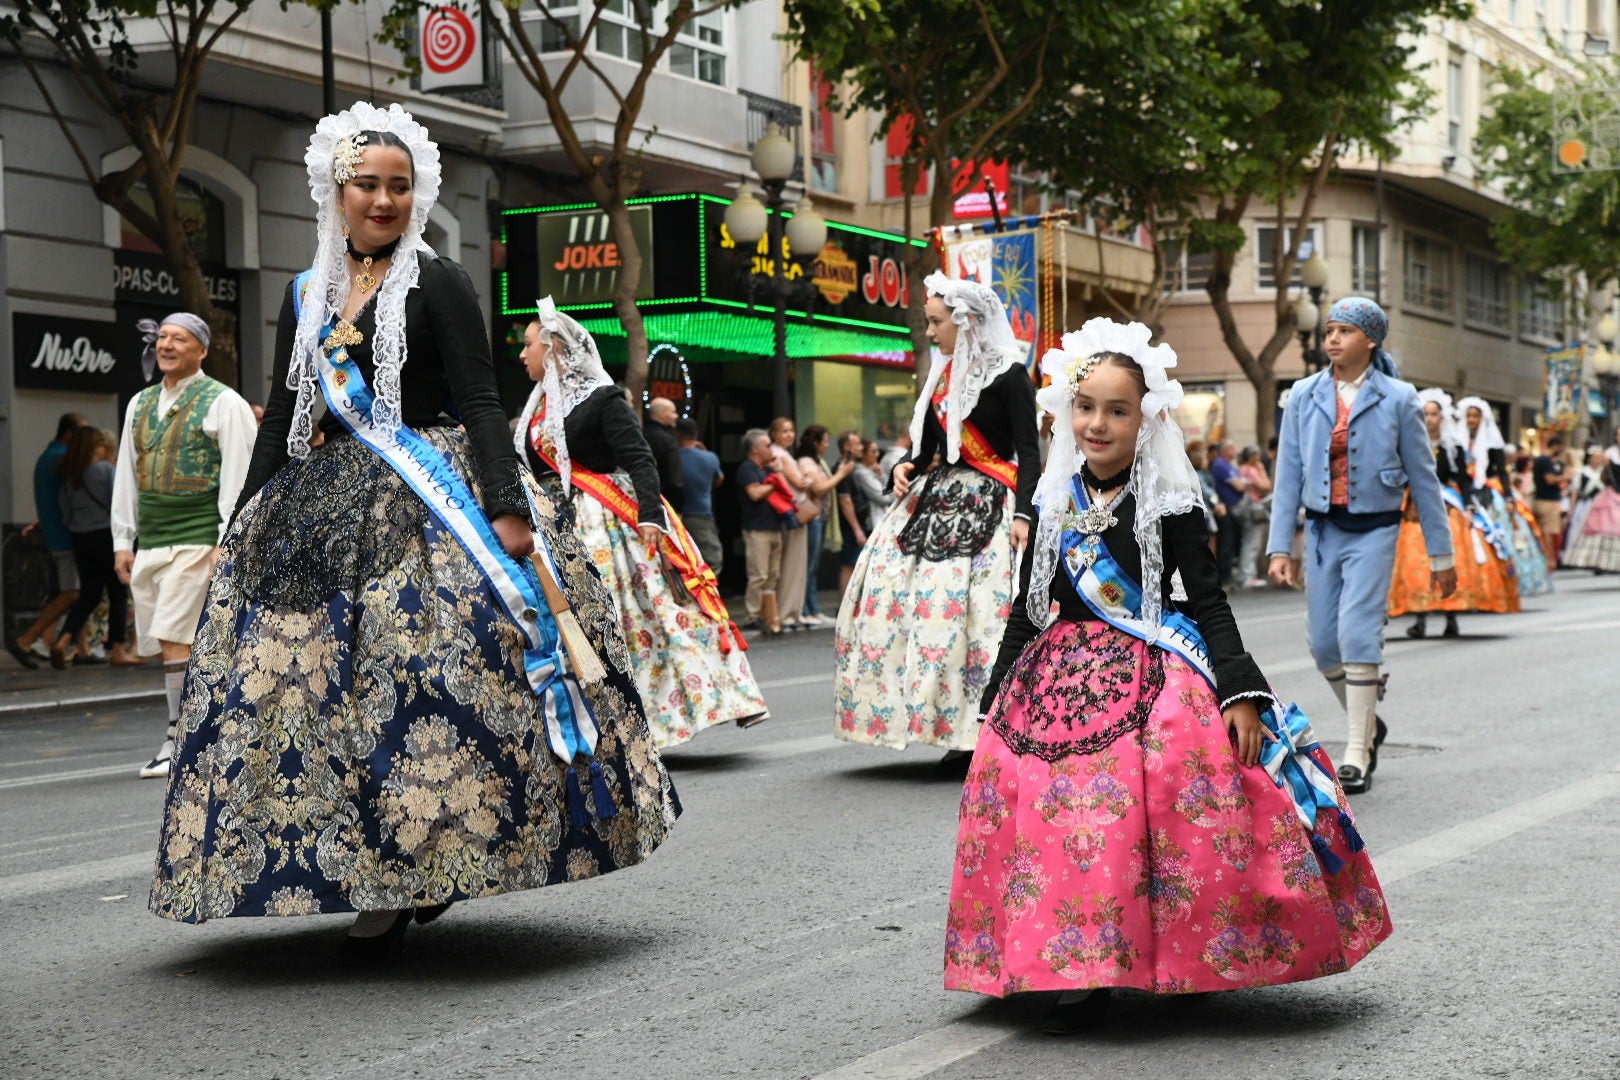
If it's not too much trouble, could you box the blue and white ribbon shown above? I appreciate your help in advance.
[1061,477,1218,691]
[295,272,597,767]
[1257,701,1363,873]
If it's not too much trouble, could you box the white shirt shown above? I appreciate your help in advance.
[112,370,259,552]
[1335,367,1369,410]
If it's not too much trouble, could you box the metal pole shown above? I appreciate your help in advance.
[321,7,336,116]
[767,180,790,419]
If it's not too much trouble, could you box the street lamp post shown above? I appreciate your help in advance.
[1596,314,1620,442]
[723,123,827,420]
[1295,253,1331,373]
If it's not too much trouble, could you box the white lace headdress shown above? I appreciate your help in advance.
[1455,395,1504,487]
[1026,318,1203,631]
[513,297,615,492]
[1418,387,1466,457]
[288,101,442,458]
[907,272,1027,463]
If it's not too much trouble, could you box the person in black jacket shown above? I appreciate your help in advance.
[643,397,685,508]
[943,319,1389,1035]
[833,273,1038,758]
[148,103,677,960]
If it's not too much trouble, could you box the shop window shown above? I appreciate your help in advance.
[809,68,837,194]
[1402,233,1453,316]
[1255,224,1321,290]
[1465,254,1510,331]
[1160,236,1213,295]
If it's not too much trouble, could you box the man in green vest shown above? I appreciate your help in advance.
[112,312,257,779]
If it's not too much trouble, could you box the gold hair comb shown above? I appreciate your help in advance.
[333,132,368,185]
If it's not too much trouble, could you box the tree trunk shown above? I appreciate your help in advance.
[142,142,239,387]
[601,192,649,402]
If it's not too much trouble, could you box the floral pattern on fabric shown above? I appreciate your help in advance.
[833,466,1015,752]
[150,431,678,924]
[943,619,1390,997]
[1387,487,1519,616]
[541,474,768,748]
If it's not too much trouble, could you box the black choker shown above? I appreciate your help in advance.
[1081,461,1132,492]
[346,236,401,263]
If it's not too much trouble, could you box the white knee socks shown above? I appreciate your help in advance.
[1322,664,1348,710]
[1342,662,1381,772]
[162,660,186,752]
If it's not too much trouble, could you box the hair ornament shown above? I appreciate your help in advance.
[333,132,368,185]
[1036,317,1183,419]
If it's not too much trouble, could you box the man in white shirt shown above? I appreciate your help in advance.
[112,313,257,778]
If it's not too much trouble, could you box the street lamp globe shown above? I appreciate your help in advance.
[751,122,796,183]
[1596,344,1620,377]
[1300,253,1330,291]
[784,198,827,258]
[1596,313,1619,346]
[1294,296,1319,331]
[725,184,768,246]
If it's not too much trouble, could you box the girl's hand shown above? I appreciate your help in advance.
[1010,517,1030,553]
[1222,698,1276,768]
[492,515,535,559]
[892,461,915,497]
[638,523,663,558]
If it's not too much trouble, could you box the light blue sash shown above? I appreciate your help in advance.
[293,271,601,777]
[1440,484,1509,565]
[1060,477,1216,691]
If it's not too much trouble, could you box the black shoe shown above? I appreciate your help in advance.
[1368,716,1388,775]
[1337,763,1372,795]
[6,637,39,670]
[1442,616,1460,638]
[414,902,453,926]
[338,910,411,965]
[72,653,107,666]
[936,749,973,776]
[1405,619,1426,639]
[1040,989,1111,1036]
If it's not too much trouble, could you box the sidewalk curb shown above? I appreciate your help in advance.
[0,688,165,717]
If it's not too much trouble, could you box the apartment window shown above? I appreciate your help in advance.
[808,68,837,194]
[1403,234,1453,315]
[1161,237,1214,295]
[669,2,725,85]
[595,0,648,64]
[1465,254,1511,331]
[1351,223,1381,296]
[1520,280,1564,340]
[1510,0,1521,24]
[1448,55,1463,152]
[1536,0,1549,33]
[1255,224,1322,289]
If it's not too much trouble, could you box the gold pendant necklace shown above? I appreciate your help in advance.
[355,255,377,293]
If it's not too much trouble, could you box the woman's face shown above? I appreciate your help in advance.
[861,441,879,466]
[339,144,414,254]
[1423,401,1443,437]
[774,423,796,448]
[1071,360,1143,480]
[1466,407,1482,436]
[520,323,552,382]
[814,432,829,455]
[924,296,958,357]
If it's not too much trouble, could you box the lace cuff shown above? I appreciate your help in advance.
[1217,688,1278,712]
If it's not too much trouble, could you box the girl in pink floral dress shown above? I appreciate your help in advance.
[945,320,1390,1034]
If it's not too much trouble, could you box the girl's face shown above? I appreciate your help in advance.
[339,144,414,253]
[520,322,552,382]
[1423,401,1443,437]
[1071,360,1144,480]
[1467,407,1482,436]
[924,297,958,357]
[774,423,796,448]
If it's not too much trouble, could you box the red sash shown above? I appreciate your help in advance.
[932,363,1018,491]
[528,408,746,653]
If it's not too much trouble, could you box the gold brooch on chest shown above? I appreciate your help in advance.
[324,320,364,356]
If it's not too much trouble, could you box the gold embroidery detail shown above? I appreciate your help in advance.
[324,320,363,355]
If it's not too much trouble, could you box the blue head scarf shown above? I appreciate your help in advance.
[1325,297,1398,378]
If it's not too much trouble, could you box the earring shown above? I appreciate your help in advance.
[342,221,351,240]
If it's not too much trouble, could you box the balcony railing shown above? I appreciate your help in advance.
[741,89,803,182]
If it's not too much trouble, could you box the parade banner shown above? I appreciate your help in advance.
[942,229,1039,366]
[1543,343,1584,430]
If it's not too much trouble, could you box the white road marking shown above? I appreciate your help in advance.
[0,762,143,791]
[757,673,835,690]
[0,690,163,717]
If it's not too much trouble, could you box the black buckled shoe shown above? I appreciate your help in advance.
[1040,989,1111,1036]
[1337,763,1372,795]
[338,910,411,965]
[414,902,453,925]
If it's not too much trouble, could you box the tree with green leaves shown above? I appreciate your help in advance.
[381,0,746,401]
[2,0,263,385]
[1005,0,1471,440]
[1474,55,1620,315]
[781,0,1060,355]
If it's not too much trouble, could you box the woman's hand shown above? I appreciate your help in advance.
[892,461,915,497]
[492,514,535,560]
[1222,698,1276,768]
[638,523,664,559]
[1010,516,1030,553]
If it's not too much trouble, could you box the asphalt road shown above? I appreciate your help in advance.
[3,574,1618,1080]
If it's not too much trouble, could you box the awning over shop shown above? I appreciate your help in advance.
[499,193,925,366]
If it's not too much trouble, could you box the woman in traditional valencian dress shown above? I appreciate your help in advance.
[1563,452,1620,573]
[1458,397,1553,599]
[514,299,767,747]
[149,103,678,959]
[944,320,1388,1034]
[833,274,1038,756]
[1388,388,1519,638]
